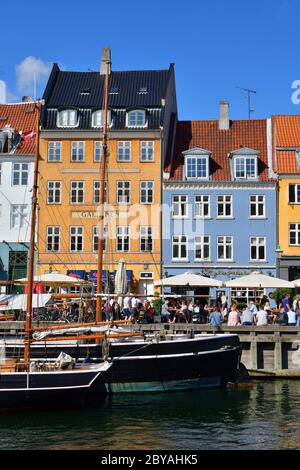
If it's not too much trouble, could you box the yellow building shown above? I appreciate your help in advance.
[273,115,300,280]
[38,49,177,295]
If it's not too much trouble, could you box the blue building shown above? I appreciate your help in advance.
[162,102,277,303]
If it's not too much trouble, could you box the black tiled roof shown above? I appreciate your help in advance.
[43,65,170,108]
[42,64,172,130]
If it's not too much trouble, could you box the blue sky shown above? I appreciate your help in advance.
[1,0,300,120]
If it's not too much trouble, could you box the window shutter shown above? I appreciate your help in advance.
[289,184,295,203]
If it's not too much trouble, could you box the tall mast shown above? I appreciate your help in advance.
[96,52,111,323]
[24,101,42,370]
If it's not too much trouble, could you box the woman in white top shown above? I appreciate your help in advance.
[256,308,268,326]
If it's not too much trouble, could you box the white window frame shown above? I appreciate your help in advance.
[92,226,106,252]
[71,141,85,162]
[172,235,188,261]
[117,141,131,161]
[217,195,233,218]
[57,109,78,128]
[94,141,102,162]
[46,226,61,252]
[185,156,209,180]
[12,163,29,186]
[217,236,233,262]
[250,236,266,262]
[116,226,130,252]
[140,141,154,162]
[172,195,188,218]
[289,223,300,246]
[140,181,154,204]
[93,181,107,204]
[47,181,61,204]
[117,181,131,204]
[10,204,28,229]
[48,141,62,162]
[70,181,85,204]
[126,109,147,128]
[194,195,210,219]
[195,236,211,261]
[91,110,112,128]
[140,226,153,252]
[249,195,265,218]
[233,156,257,180]
[70,226,84,252]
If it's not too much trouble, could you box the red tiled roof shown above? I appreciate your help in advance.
[276,150,300,174]
[0,103,37,155]
[272,115,300,147]
[168,119,271,182]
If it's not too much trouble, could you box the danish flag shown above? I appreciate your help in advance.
[24,129,36,141]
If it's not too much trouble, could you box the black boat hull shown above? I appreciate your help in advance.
[0,366,108,411]
[104,345,241,393]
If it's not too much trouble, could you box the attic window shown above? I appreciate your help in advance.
[0,115,7,121]
[109,86,119,95]
[138,86,148,94]
[25,107,35,113]
[80,88,91,96]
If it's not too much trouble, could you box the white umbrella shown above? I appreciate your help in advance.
[291,279,300,288]
[0,294,52,311]
[114,259,128,295]
[154,271,223,288]
[16,273,85,286]
[225,271,294,288]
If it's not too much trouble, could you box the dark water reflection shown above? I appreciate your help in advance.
[1,381,300,450]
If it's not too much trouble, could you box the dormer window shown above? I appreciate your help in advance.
[233,156,257,179]
[91,110,111,128]
[231,148,259,180]
[183,148,210,180]
[57,109,77,127]
[126,109,147,128]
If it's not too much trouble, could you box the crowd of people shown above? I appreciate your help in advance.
[27,291,300,327]
[208,292,300,327]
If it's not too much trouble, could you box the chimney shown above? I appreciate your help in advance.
[100,47,111,75]
[0,81,6,104]
[219,100,230,130]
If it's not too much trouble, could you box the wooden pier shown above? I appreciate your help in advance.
[2,321,300,378]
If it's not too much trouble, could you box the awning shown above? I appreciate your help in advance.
[16,273,85,285]
[67,270,86,280]
[88,270,109,283]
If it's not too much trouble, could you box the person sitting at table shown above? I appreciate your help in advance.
[209,305,223,328]
[255,305,268,326]
[287,304,297,326]
[277,307,289,326]
[241,307,255,326]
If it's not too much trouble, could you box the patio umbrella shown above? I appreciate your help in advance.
[16,273,86,286]
[225,271,294,288]
[154,271,223,288]
[114,259,128,296]
[291,279,300,288]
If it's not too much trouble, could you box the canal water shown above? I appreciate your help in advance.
[0,380,300,450]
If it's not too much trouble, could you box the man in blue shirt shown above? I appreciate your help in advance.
[282,293,292,313]
[209,306,223,327]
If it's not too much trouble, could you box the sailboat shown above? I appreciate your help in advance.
[0,55,242,408]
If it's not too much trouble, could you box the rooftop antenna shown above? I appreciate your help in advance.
[236,86,257,119]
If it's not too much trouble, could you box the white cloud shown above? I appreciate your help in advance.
[15,56,51,95]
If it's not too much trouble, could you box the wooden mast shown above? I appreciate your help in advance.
[24,101,42,370]
[96,50,111,323]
